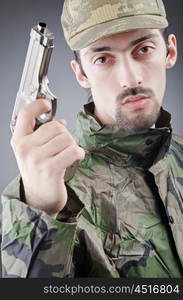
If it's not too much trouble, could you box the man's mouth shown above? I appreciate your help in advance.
[122,94,150,109]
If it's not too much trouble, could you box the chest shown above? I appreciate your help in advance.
[73,159,183,277]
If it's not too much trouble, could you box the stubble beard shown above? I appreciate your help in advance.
[115,87,161,134]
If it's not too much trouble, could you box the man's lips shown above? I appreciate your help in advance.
[122,94,150,109]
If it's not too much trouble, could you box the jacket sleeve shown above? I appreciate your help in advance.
[0,175,82,278]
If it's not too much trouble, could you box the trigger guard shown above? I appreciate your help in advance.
[35,97,57,129]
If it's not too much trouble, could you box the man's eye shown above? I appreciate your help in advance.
[94,56,107,64]
[138,46,154,54]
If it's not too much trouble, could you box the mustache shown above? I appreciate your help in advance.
[116,87,155,102]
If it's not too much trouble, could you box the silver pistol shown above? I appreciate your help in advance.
[10,22,57,133]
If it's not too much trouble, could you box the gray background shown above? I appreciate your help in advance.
[0,0,183,193]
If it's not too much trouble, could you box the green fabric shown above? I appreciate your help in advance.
[1,103,183,277]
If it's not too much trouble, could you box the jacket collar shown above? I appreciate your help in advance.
[75,102,172,169]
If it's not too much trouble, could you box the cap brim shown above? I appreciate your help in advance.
[69,15,168,50]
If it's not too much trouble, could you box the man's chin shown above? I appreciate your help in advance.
[116,106,161,133]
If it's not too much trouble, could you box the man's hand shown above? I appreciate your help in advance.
[11,99,85,218]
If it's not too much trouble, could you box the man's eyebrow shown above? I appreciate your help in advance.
[86,46,113,54]
[130,33,158,47]
[85,33,158,55]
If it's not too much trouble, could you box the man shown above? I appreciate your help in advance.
[1,0,183,277]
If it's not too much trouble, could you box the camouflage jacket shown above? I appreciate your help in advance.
[1,102,183,278]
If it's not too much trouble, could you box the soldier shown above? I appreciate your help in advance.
[1,0,183,277]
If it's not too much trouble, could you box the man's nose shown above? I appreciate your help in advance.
[118,58,142,89]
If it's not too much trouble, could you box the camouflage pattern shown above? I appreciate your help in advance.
[61,0,168,50]
[1,177,77,277]
[1,102,183,277]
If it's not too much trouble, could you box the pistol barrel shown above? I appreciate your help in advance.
[10,23,57,133]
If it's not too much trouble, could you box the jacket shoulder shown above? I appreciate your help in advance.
[172,134,183,147]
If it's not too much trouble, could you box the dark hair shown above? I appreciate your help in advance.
[74,28,169,103]
[74,50,92,103]
[160,28,169,45]
[73,50,86,76]
[160,28,169,56]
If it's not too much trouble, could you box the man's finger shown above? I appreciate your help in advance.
[30,119,68,146]
[13,99,52,138]
[58,119,67,127]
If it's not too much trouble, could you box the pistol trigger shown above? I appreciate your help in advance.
[35,94,57,129]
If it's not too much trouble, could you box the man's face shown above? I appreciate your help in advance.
[73,29,177,133]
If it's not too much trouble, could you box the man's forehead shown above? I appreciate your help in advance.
[81,28,161,55]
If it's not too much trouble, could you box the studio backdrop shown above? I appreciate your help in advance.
[0,0,183,193]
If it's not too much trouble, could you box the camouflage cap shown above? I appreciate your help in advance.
[61,0,168,50]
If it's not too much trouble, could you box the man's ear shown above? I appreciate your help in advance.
[166,34,177,69]
[70,60,91,88]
